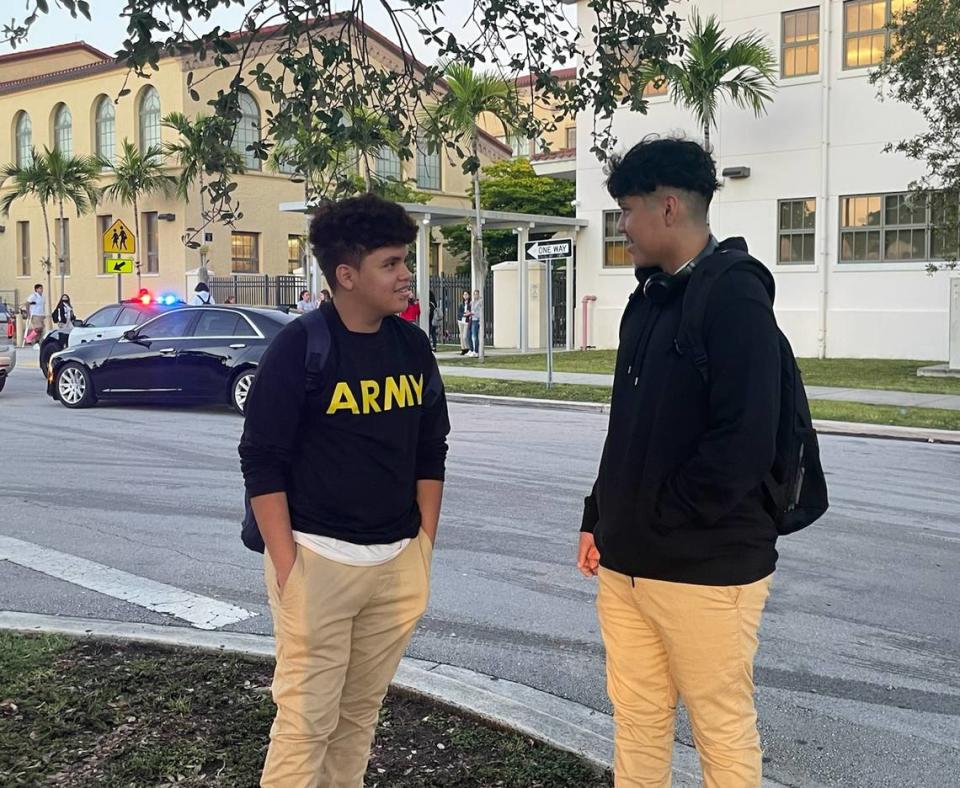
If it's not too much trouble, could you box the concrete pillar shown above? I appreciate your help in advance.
[517,223,532,352]
[950,277,960,371]
[416,216,431,335]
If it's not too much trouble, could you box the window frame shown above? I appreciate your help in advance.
[142,211,159,274]
[231,231,260,274]
[777,198,818,265]
[374,146,403,182]
[564,126,577,150]
[602,209,632,269]
[233,91,262,171]
[135,309,198,340]
[15,112,32,167]
[781,6,821,78]
[842,0,915,70]
[16,221,30,277]
[53,103,72,156]
[138,87,162,155]
[838,190,948,264]
[95,96,116,164]
[287,234,306,274]
[415,132,442,191]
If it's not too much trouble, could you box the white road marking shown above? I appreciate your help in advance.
[0,536,256,630]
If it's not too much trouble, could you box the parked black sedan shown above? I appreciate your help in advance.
[46,306,296,414]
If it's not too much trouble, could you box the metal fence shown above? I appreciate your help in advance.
[0,289,20,312]
[428,273,493,346]
[207,275,307,307]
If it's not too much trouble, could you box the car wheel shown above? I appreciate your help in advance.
[231,369,255,415]
[56,363,96,409]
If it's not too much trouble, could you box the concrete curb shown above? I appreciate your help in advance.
[447,392,960,444]
[0,611,784,787]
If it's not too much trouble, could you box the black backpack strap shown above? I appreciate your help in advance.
[302,304,332,372]
[676,249,763,385]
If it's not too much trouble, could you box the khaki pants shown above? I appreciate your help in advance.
[597,568,772,788]
[458,319,470,350]
[261,531,433,788]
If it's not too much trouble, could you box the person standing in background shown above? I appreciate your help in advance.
[297,290,318,313]
[23,283,46,345]
[469,288,483,357]
[51,294,75,331]
[456,289,471,356]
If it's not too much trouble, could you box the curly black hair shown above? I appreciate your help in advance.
[308,194,418,289]
[605,136,721,216]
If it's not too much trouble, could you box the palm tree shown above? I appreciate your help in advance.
[651,11,776,149]
[162,112,245,270]
[99,139,177,291]
[425,62,518,359]
[1,149,55,296]
[44,147,102,296]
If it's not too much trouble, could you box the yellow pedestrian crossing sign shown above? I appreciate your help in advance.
[105,257,134,274]
[102,219,136,255]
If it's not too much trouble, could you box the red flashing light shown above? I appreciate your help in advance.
[139,294,152,305]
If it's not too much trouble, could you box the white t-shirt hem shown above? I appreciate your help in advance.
[293,530,411,567]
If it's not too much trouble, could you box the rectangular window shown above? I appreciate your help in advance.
[416,132,442,190]
[374,147,402,181]
[142,211,159,274]
[502,133,529,158]
[565,126,577,150]
[782,7,820,77]
[603,210,631,268]
[839,191,947,263]
[777,199,817,264]
[232,232,260,274]
[96,215,112,271]
[54,218,70,276]
[16,221,30,276]
[287,234,306,274]
[843,0,916,69]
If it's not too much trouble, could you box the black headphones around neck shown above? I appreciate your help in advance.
[642,236,718,305]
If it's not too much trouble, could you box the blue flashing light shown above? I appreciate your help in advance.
[159,294,178,306]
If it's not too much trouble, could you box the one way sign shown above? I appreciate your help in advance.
[525,238,572,260]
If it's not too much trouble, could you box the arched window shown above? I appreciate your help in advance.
[54,104,72,156]
[95,96,116,163]
[233,92,261,171]
[14,112,32,167]
[138,87,161,154]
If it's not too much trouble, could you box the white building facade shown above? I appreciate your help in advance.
[571,0,955,360]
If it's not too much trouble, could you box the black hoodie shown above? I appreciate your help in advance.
[581,238,782,586]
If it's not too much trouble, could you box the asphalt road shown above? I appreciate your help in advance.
[1,365,958,787]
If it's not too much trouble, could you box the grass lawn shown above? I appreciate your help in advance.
[444,376,960,431]
[0,631,610,788]
[443,352,960,395]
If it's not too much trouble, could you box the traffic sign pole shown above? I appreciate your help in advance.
[546,258,554,388]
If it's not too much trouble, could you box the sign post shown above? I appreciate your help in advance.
[525,238,573,389]
[102,219,137,302]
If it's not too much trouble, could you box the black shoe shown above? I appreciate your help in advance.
[460,349,468,355]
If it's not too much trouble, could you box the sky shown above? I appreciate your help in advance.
[2,0,577,68]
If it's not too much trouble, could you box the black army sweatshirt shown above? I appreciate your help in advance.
[581,239,782,586]
[239,302,450,545]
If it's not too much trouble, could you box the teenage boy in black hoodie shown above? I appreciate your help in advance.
[239,194,449,787]
[577,137,781,787]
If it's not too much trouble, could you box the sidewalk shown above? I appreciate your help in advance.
[1,610,788,788]
[439,365,960,412]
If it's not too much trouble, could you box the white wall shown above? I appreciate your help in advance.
[573,0,953,360]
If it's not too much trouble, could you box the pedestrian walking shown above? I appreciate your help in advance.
[297,290,317,313]
[239,193,450,788]
[577,136,827,788]
[51,294,76,331]
[22,283,46,345]
[469,288,482,356]
[189,282,215,306]
[456,290,472,356]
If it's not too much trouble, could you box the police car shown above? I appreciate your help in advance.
[38,291,183,374]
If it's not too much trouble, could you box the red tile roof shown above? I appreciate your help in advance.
[515,67,577,88]
[531,147,576,161]
[0,41,111,65]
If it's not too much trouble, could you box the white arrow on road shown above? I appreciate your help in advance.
[0,536,256,630]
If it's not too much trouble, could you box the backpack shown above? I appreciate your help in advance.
[676,244,829,535]
[240,308,334,552]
